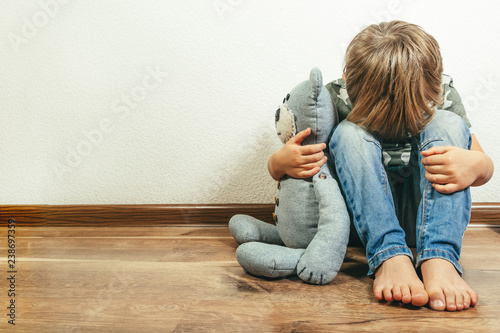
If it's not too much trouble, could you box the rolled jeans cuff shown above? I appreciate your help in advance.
[415,249,463,276]
[368,246,413,276]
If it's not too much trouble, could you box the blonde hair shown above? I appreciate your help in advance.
[344,21,443,140]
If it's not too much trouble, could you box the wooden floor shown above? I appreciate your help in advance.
[1,225,499,332]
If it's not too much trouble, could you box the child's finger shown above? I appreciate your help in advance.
[290,128,311,144]
[301,142,327,155]
[422,154,445,166]
[302,151,326,164]
[297,166,321,178]
[425,171,450,185]
[432,182,459,194]
[423,164,448,174]
[316,155,327,168]
[421,146,451,157]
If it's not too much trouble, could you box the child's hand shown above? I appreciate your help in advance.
[268,128,327,180]
[421,146,484,194]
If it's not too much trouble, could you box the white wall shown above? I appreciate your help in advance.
[1,0,499,204]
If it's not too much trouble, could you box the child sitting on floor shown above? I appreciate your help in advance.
[267,21,494,311]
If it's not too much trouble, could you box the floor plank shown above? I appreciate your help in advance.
[0,226,499,332]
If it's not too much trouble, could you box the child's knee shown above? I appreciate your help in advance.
[432,110,468,132]
[330,120,371,149]
[330,120,385,160]
[420,111,471,149]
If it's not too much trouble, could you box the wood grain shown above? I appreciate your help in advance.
[0,225,499,331]
[1,203,499,227]
[0,204,275,226]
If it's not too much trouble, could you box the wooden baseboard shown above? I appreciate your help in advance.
[468,203,500,226]
[0,204,275,227]
[0,203,499,227]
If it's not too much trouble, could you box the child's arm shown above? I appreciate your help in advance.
[268,128,327,180]
[421,134,494,194]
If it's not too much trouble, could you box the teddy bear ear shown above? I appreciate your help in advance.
[309,67,323,100]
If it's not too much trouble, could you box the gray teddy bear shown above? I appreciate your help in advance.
[229,67,350,285]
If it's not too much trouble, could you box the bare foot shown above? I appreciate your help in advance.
[420,258,478,311]
[373,255,428,306]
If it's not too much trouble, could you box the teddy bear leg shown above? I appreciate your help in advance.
[229,214,284,245]
[296,244,344,285]
[236,242,305,278]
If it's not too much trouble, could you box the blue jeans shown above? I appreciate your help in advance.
[330,110,472,276]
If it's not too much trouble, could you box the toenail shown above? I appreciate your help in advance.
[431,300,445,309]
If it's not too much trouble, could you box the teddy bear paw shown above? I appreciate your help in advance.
[297,257,339,285]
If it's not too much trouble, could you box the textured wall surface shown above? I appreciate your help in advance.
[1,0,499,204]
